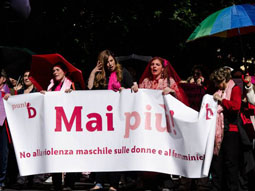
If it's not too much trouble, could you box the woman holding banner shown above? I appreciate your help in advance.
[87,49,133,91]
[131,57,189,190]
[210,67,243,191]
[4,70,40,188]
[131,56,189,105]
[88,49,134,191]
[43,62,81,191]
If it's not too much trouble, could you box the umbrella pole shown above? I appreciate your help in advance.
[237,28,247,73]
[17,76,21,85]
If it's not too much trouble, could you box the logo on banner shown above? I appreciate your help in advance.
[205,103,213,120]
[27,103,37,118]
[11,102,37,119]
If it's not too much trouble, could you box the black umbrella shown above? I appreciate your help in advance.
[116,54,152,82]
[0,0,31,21]
[0,46,34,79]
[116,54,152,62]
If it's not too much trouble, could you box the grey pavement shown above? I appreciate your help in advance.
[4,182,94,191]
[3,173,181,191]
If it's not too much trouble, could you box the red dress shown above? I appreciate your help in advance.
[139,77,188,105]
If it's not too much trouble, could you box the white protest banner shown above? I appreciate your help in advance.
[4,89,217,178]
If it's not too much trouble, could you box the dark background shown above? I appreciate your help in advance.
[1,0,255,82]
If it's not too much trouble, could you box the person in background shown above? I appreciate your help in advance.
[246,64,255,84]
[88,50,133,191]
[186,65,205,86]
[223,66,234,75]
[4,70,39,189]
[231,68,243,79]
[17,70,37,94]
[0,69,11,191]
[8,77,22,93]
[244,74,255,105]
[241,74,255,191]
[179,64,207,112]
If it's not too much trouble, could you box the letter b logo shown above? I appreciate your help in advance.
[27,102,36,118]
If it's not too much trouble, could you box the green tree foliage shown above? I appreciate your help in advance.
[1,0,255,79]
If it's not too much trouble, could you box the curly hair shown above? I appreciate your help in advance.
[210,67,231,85]
[94,50,123,88]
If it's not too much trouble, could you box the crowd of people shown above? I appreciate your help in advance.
[0,49,255,191]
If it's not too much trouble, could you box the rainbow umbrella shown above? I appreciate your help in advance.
[187,4,255,42]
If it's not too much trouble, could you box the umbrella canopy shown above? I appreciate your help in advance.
[0,0,31,21]
[0,46,33,79]
[116,54,152,62]
[30,53,85,91]
[187,4,255,41]
[116,54,152,82]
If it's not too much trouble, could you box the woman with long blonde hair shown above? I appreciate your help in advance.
[88,49,133,91]
[87,50,133,191]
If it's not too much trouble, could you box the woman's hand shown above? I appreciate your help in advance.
[40,90,46,94]
[92,61,103,74]
[3,93,11,100]
[162,87,175,95]
[118,87,124,92]
[88,61,103,90]
[213,92,222,102]
[131,82,138,93]
[65,89,73,93]
[196,76,204,85]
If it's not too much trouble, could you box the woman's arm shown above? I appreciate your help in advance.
[87,61,102,90]
[166,77,179,96]
[221,86,242,111]
[162,87,176,95]
[131,82,138,92]
[139,78,149,89]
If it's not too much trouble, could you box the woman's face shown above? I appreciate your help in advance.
[23,71,32,87]
[53,66,66,82]
[106,56,116,72]
[9,78,17,86]
[216,80,227,90]
[193,69,202,80]
[150,59,163,78]
[0,76,6,86]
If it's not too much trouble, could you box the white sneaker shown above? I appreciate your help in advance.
[45,176,52,183]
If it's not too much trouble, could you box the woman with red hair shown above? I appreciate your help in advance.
[132,56,189,105]
[131,57,189,190]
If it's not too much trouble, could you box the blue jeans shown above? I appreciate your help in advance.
[0,124,9,187]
